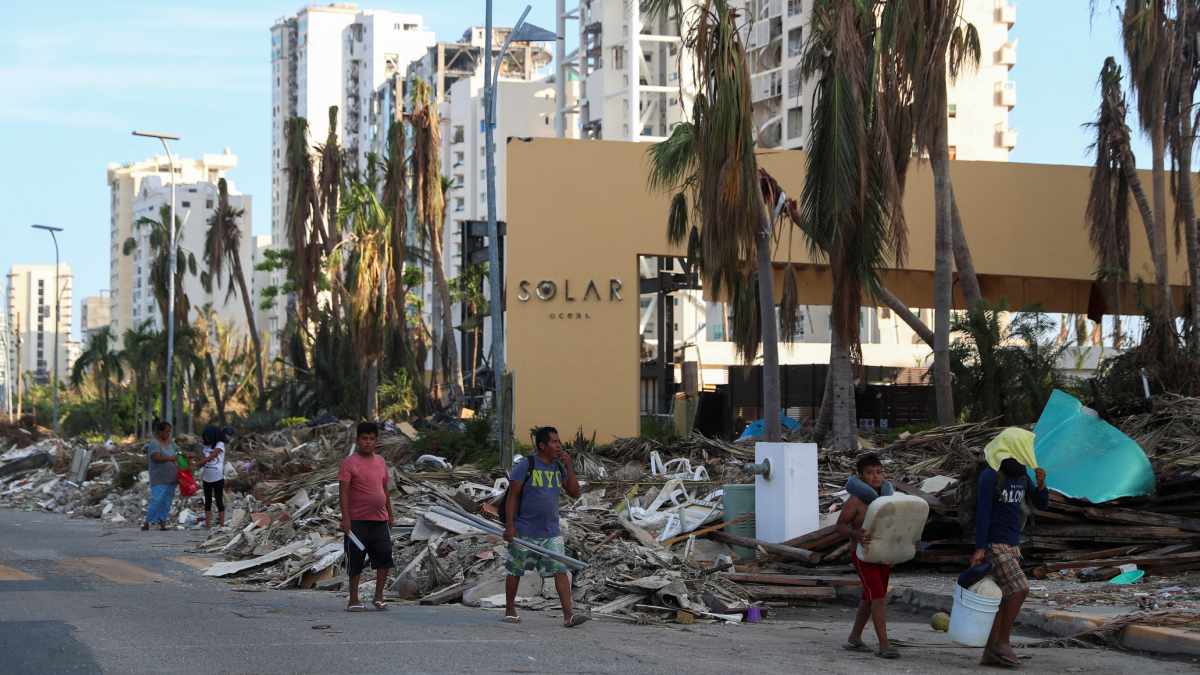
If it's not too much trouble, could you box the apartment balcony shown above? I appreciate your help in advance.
[758,0,783,20]
[996,41,1017,68]
[746,20,781,51]
[997,1,1016,27]
[996,124,1017,149]
[996,80,1016,108]
[751,68,783,103]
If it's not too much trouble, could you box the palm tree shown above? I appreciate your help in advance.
[71,327,124,435]
[124,204,198,335]
[410,79,464,414]
[120,321,159,437]
[339,181,395,419]
[644,0,787,441]
[1167,1,1200,353]
[799,0,908,450]
[203,178,266,405]
[880,0,980,425]
[284,116,325,325]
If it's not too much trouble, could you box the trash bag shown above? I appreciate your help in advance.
[177,469,198,497]
[1033,390,1155,503]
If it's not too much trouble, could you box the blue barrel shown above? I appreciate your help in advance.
[722,484,756,560]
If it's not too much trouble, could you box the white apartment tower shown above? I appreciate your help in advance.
[736,0,1016,158]
[126,173,254,335]
[6,264,73,386]
[557,0,699,141]
[107,151,238,343]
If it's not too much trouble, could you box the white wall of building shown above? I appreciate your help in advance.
[6,264,73,385]
[80,293,111,346]
[107,151,237,344]
[127,176,254,336]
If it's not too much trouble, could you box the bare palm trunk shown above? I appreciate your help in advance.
[813,365,833,445]
[931,118,956,425]
[1151,123,1173,323]
[755,202,783,442]
[205,353,226,425]
[950,187,983,309]
[103,378,111,436]
[429,226,464,415]
[828,315,858,451]
[230,250,266,406]
[365,359,379,420]
[877,286,933,347]
[1179,116,1200,354]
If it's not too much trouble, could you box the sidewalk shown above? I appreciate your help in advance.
[887,577,1200,658]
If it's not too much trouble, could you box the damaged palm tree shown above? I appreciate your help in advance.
[880,0,981,425]
[644,0,788,441]
[410,79,464,415]
[339,182,394,419]
[800,0,907,450]
[284,116,325,326]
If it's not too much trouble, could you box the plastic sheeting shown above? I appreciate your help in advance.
[1032,390,1155,503]
[735,412,800,442]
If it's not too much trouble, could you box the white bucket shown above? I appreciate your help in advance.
[948,584,1001,647]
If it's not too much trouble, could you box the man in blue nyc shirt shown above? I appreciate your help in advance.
[972,457,1049,668]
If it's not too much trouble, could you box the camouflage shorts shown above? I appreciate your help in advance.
[505,536,568,577]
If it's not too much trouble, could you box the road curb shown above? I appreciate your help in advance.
[890,586,1200,658]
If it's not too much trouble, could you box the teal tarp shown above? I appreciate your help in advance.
[1031,390,1155,503]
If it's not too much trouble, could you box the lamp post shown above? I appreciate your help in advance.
[132,130,180,427]
[31,224,64,435]
[484,2,556,468]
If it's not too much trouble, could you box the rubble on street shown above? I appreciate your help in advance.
[2,396,1200,629]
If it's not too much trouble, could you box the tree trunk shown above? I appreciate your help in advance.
[205,353,226,425]
[876,286,933,347]
[828,318,858,451]
[429,220,464,416]
[1150,122,1173,324]
[230,250,267,406]
[755,201,783,442]
[813,365,833,445]
[949,187,983,309]
[103,378,111,436]
[365,359,379,420]
[931,115,956,425]
[1178,115,1200,355]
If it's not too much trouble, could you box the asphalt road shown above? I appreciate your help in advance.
[0,509,1195,674]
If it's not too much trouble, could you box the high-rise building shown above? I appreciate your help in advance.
[557,0,699,141]
[107,151,238,343]
[734,0,1016,158]
[6,264,73,386]
[270,5,435,339]
[80,292,111,346]
[126,173,254,335]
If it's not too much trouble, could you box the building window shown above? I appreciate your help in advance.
[787,106,804,140]
[206,200,213,208]
[881,307,892,319]
[182,201,191,207]
[788,0,803,16]
[948,103,957,118]
[788,28,803,58]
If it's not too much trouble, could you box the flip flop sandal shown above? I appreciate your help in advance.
[564,614,591,628]
[842,641,872,653]
[980,650,1020,669]
[875,647,901,659]
[373,600,388,611]
[502,615,521,624]
[346,603,367,612]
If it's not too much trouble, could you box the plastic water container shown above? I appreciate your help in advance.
[948,584,1001,647]
[722,484,756,560]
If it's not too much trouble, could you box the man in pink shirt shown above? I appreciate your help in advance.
[338,422,395,611]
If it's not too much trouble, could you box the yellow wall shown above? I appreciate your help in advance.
[506,138,1191,441]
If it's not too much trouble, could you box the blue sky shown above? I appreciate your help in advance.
[0,1,1149,338]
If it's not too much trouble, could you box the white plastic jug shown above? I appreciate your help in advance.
[949,584,1001,647]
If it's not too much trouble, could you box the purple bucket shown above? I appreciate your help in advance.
[745,606,763,623]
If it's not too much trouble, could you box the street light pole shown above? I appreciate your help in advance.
[32,224,64,435]
[132,130,180,428]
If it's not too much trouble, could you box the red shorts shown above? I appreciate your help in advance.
[851,551,891,602]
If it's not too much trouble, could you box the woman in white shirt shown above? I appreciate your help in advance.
[197,426,227,528]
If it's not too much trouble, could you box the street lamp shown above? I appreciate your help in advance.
[484,2,556,468]
[31,224,64,435]
[132,130,180,427]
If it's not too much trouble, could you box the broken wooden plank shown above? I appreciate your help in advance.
[737,584,837,601]
[709,532,818,563]
[618,515,662,550]
[662,514,751,547]
[1045,550,1200,571]
[723,573,860,588]
[203,541,307,577]
[782,525,839,549]
[593,593,646,615]
[418,581,467,605]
